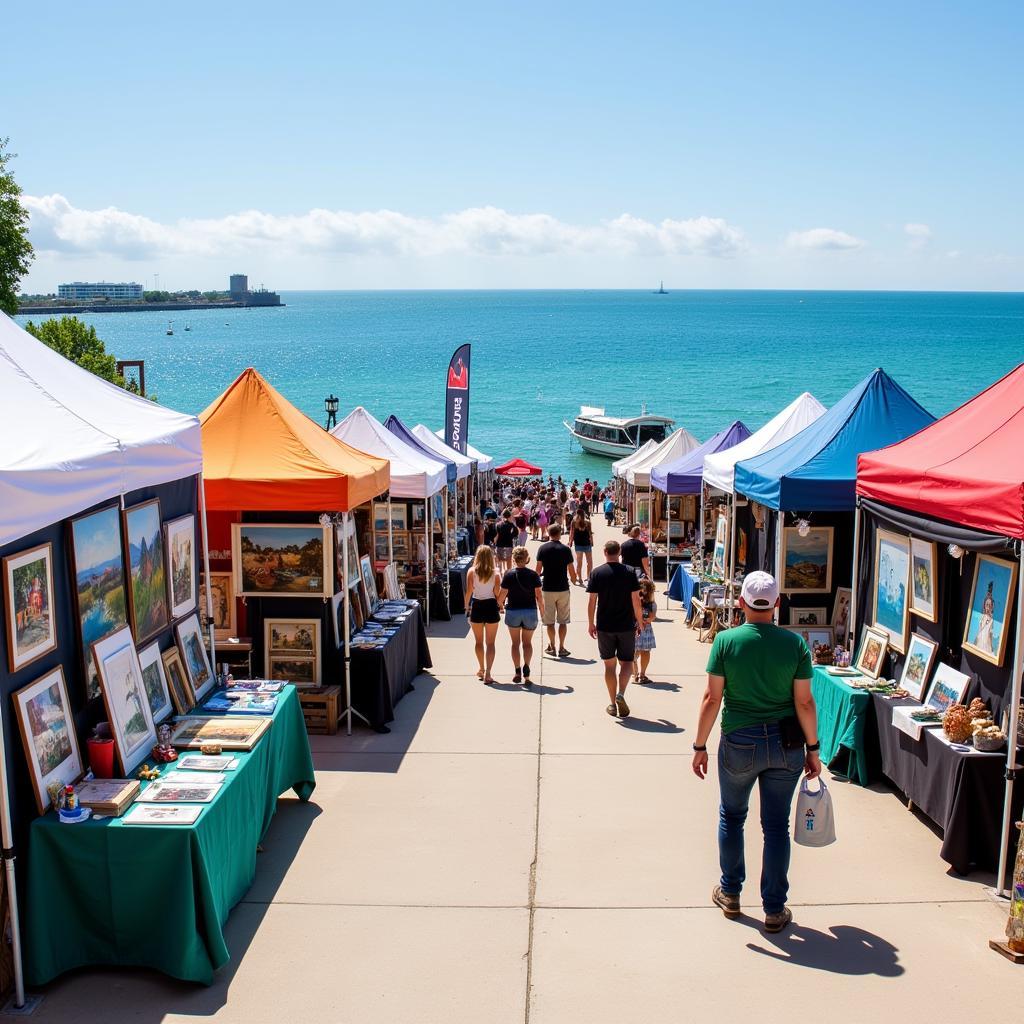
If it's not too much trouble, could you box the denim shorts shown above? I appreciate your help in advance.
[504,608,539,630]
[574,544,593,553]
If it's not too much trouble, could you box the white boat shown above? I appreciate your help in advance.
[564,405,676,458]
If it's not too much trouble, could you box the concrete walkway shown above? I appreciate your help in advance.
[33,520,1014,1022]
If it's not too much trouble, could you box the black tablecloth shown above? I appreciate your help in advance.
[448,559,472,615]
[350,608,432,730]
[869,693,1022,873]
[429,579,451,621]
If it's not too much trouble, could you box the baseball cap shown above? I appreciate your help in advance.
[741,571,779,609]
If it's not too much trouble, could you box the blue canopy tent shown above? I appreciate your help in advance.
[732,368,934,632]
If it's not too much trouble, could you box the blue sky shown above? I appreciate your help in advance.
[5,2,1021,290]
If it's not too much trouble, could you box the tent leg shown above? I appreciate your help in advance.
[773,509,782,624]
[339,511,370,735]
[728,490,738,621]
[198,473,217,675]
[664,488,672,608]
[425,498,431,626]
[996,544,1024,895]
[387,494,394,564]
[849,502,862,649]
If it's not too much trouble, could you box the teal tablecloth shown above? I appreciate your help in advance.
[25,685,315,986]
[811,666,872,787]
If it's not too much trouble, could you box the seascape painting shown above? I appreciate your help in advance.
[233,524,330,598]
[925,663,971,714]
[3,543,57,672]
[962,554,1017,666]
[165,515,197,619]
[123,499,169,643]
[781,526,833,594]
[910,538,937,622]
[70,505,127,699]
[873,530,910,652]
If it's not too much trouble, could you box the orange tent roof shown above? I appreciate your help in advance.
[199,368,389,511]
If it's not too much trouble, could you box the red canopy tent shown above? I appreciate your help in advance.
[495,457,542,477]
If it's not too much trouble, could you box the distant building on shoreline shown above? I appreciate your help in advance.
[229,273,281,306]
[58,281,144,301]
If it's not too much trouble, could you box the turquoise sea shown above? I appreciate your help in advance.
[15,290,1024,480]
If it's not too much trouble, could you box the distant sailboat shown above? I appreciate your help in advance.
[184,323,192,332]
[654,281,668,294]
[166,320,174,336]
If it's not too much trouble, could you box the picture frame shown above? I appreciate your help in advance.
[909,538,938,623]
[411,503,425,528]
[264,619,320,684]
[374,535,390,562]
[164,514,197,620]
[123,803,202,826]
[199,571,236,641]
[855,626,890,680]
[832,587,852,647]
[3,542,58,673]
[176,613,216,702]
[13,667,83,813]
[384,562,401,601]
[392,531,410,559]
[349,584,365,631]
[962,553,1018,667]
[872,529,910,654]
[169,715,270,751]
[373,502,390,533]
[390,505,408,532]
[330,591,345,648]
[137,641,174,723]
[924,662,972,714]
[232,523,331,598]
[334,521,361,589]
[359,554,379,614]
[782,625,834,650]
[69,503,127,699]
[93,626,158,775]
[267,656,318,687]
[780,526,834,594]
[161,646,195,715]
[122,498,170,645]
[787,606,828,627]
[136,781,220,803]
[899,633,938,703]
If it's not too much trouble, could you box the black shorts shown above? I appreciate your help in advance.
[469,598,500,624]
[597,629,636,663]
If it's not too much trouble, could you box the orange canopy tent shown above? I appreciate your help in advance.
[200,367,390,511]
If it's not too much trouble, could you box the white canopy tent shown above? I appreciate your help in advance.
[412,425,473,480]
[612,439,659,479]
[625,427,701,488]
[432,430,494,473]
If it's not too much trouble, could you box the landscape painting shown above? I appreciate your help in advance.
[93,627,157,774]
[233,523,331,598]
[176,613,215,700]
[268,656,318,686]
[123,499,169,644]
[138,641,173,722]
[872,529,910,653]
[3,542,58,673]
[925,663,971,715]
[899,633,938,702]
[164,515,197,619]
[962,554,1018,666]
[910,538,937,622]
[266,619,318,655]
[781,526,833,594]
[70,504,127,699]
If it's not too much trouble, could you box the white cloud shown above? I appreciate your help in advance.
[23,194,749,262]
[785,227,865,251]
[904,222,932,249]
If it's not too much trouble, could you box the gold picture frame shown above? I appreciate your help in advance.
[872,529,910,654]
[962,553,1018,667]
[780,526,834,595]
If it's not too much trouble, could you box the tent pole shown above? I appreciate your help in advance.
[338,511,370,736]
[664,487,672,609]
[425,497,431,625]
[773,509,782,624]
[996,542,1024,896]
[728,489,738,621]
[849,501,862,650]
[198,473,217,674]
[387,494,394,564]
[0,695,25,1009]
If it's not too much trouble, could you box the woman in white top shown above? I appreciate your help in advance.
[467,545,501,684]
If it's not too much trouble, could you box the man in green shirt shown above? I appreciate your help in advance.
[691,571,821,934]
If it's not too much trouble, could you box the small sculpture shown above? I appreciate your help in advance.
[943,703,973,743]
[151,722,178,763]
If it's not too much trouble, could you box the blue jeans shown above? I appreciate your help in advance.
[717,723,804,914]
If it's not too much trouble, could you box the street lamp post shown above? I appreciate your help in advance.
[324,394,338,430]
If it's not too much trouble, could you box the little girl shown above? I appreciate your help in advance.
[635,579,657,683]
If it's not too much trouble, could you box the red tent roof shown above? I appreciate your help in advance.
[857,363,1024,539]
[495,457,542,477]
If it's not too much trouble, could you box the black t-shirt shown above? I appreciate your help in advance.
[586,562,641,632]
[483,521,497,544]
[536,540,574,591]
[495,520,518,547]
[571,520,592,546]
[620,537,648,570]
[501,568,542,609]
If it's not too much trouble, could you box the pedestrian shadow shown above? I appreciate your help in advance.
[737,918,904,977]
[616,717,683,733]
[636,680,681,692]
[545,655,597,666]
[488,681,575,696]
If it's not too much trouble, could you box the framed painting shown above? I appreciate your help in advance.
[267,656,318,686]
[872,529,910,654]
[93,626,158,775]
[176,613,216,701]
[782,625,834,650]
[137,641,174,723]
[69,503,127,699]
[384,563,401,601]
[924,662,971,714]
[3,542,58,673]
[199,571,236,641]
[359,555,379,614]
[264,618,320,683]
[373,503,390,533]
[787,606,827,627]
[909,538,938,622]
[232,523,331,598]
[390,505,408,532]
[899,633,938,703]
[330,591,346,648]
[169,715,270,751]
[334,522,361,589]
[13,667,83,813]
[411,503,426,528]
[374,535,390,562]
[962,554,1018,666]
[855,626,889,680]
[349,584,365,631]
[780,526,834,595]
[392,531,410,559]
[164,514,197,620]
[123,498,169,644]
[832,587,852,647]
[161,646,195,715]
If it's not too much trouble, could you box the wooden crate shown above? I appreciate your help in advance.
[299,685,341,735]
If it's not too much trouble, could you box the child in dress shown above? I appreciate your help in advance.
[634,579,657,683]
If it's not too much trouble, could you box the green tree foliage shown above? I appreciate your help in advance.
[24,316,127,386]
[0,139,34,316]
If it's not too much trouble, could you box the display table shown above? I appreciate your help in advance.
[810,667,873,786]
[448,556,473,615]
[667,564,701,616]
[350,605,432,730]
[25,685,315,986]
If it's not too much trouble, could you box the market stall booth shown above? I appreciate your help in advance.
[200,369,396,736]
[855,363,1024,887]
[611,440,658,515]
[411,423,477,553]
[435,434,495,516]
[623,427,700,535]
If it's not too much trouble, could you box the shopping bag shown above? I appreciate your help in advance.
[793,778,836,847]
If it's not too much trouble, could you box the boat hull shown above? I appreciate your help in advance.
[563,423,637,458]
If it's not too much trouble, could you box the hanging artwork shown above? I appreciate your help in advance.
[3,542,58,673]
[831,587,852,647]
[909,538,938,623]
[780,526,834,595]
[199,571,236,641]
[164,514,197,619]
[787,607,828,627]
[855,626,889,679]
[161,646,195,715]
[137,641,174,723]
[69,504,127,699]
[710,512,728,578]
[232,523,331,598]
[782,625,834,650]
[176,613,216,701]
[13,667,83,813]
[962,554,1018,666]
[899,633,938,702]
[122,499,169,644]
[872,529,910,654]
[93,626,158,774]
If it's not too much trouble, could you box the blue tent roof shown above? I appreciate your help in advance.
[385,414,457,485]
[733,369,934,511]
[650,421,751,494]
